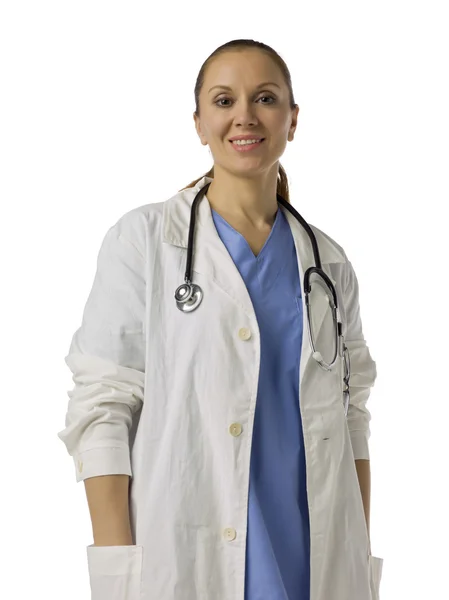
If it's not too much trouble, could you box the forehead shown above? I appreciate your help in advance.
[204,51,282,87]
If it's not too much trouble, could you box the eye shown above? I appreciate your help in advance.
[215,95,276,107]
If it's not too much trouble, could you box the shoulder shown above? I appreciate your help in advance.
[104,199,166,257]
[308,222,348,265]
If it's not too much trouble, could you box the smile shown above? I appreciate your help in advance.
[229,139,265,152]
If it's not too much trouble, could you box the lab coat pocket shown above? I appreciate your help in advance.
[368,554,383,600]
[86,544,143,600]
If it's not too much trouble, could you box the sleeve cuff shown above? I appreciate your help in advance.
[350,430,370,460]
[73,446,132,482]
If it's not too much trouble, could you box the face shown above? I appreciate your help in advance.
[194,50,299,177]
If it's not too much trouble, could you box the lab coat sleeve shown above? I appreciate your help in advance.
[342,256,377,461]
[57,213,146,482]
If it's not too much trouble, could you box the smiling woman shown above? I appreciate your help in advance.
[58,37,382,600]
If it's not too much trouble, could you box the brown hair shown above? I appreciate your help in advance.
[179,39,297,203]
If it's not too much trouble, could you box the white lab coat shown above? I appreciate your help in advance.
[58,176,384,600]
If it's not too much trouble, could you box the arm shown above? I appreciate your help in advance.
[342,257,377,462]
[341,255,377,462]
[84,475,133,546]
[355,458,371,543]
[341,256,376,553]
[57,216,146,545]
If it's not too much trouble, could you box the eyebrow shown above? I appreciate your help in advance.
[208,82,281,94]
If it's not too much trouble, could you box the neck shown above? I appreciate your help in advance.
[206,166,279,229]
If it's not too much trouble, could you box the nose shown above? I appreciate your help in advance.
[232,101,260,126]
[234,113,259,129]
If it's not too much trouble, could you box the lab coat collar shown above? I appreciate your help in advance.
[163,176,346,377]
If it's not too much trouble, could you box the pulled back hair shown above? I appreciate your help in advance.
[179,39,297,203]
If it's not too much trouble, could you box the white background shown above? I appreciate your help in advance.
[1,1,448,598]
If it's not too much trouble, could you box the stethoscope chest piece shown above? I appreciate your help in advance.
[175,282,203,313]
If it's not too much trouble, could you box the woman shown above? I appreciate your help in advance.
[58,39,383,600]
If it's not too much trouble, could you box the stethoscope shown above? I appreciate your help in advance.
[174,182,351,415]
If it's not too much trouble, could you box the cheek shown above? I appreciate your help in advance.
[271,117,291,134]
[208,126,229,143]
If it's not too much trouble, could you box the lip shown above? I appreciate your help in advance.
[230,138,265,152]
[229,135,265,141]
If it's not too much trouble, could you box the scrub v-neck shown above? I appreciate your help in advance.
[211,206,292,298]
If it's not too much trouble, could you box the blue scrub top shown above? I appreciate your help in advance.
[211,205,311,600]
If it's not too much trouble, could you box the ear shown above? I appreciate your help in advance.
[193,112,208,146]
[288,105,300,141]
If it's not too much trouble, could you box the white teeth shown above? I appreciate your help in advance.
[232,139,262,145]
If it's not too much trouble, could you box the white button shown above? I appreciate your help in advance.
[78,460,83,473]
[229,423,242,436]
[223,527,237,541]
[238,327,251,340]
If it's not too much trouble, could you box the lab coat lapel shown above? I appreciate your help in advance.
[164,177,262,317]
[194,186,257,316]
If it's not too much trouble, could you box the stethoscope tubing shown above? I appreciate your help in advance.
[174,182,350,415]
